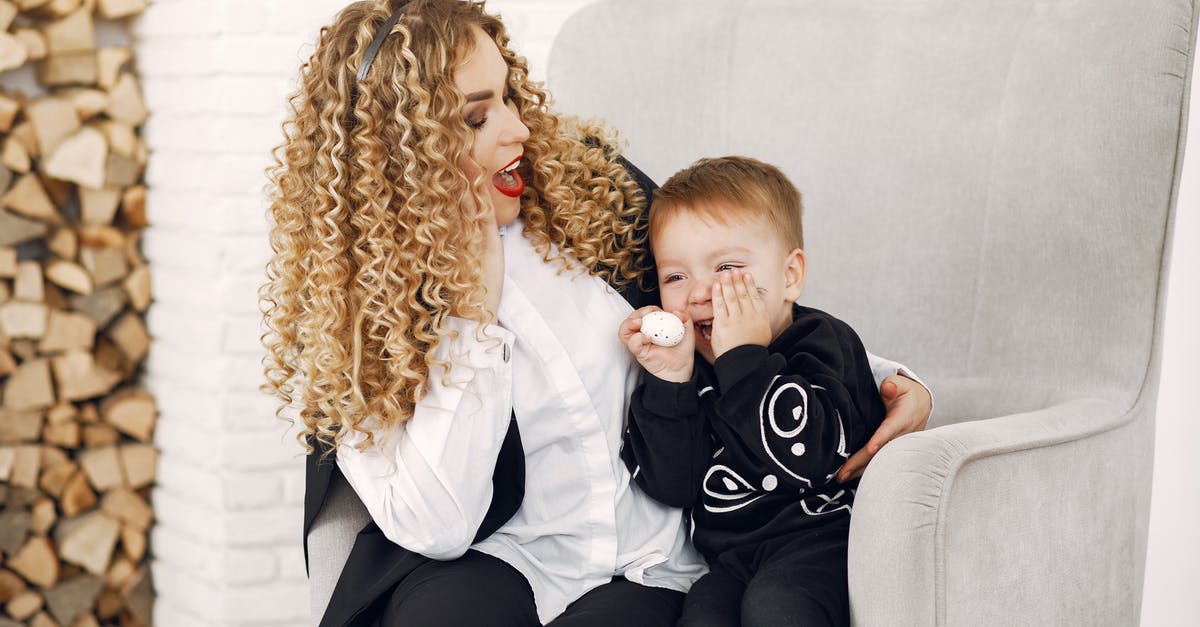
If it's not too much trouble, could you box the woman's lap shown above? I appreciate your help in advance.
[379,551,683,627]
[379,550,539,627]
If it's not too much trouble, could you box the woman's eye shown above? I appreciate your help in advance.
[467,115,487,130]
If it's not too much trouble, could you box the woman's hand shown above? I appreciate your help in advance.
[835,374,932,482]
[618,306,695,383]
[480,210,505,317]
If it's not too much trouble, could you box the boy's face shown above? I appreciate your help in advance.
[653,206,806,365]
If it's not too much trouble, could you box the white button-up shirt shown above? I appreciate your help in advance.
[337,220,918,624]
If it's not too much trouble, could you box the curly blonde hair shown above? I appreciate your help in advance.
[262,0,649,454]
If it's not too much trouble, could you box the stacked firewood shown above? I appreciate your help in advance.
[0,0,153,626]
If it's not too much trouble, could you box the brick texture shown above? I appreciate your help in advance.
[139,1,589,624]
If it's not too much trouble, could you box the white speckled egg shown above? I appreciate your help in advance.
[641,311,685,347]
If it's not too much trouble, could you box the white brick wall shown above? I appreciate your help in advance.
[138,1,590,625]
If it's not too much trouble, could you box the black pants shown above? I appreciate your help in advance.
[379,550,684,626]
[679,519,851,627]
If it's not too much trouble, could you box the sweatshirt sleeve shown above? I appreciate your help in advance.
[621,373,710,509]
[336,316,515,560]
[709,319,879,490]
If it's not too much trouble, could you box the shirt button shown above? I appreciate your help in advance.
[503,343,510,362]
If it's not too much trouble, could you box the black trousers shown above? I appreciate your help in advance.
[379,550,684,626]
[679,518,851,627]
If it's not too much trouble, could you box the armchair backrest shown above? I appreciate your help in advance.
[548,0,1194,416]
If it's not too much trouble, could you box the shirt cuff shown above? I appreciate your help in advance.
[712,344,772,394]
[640,372,701,417]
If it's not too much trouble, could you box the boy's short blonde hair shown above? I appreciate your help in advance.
[650,156,804,250]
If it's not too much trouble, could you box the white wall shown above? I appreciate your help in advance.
[134,1,1196,624]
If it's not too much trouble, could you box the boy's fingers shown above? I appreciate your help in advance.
[744,273,766,313]
[721,273,742,316]
[712,280,727,321]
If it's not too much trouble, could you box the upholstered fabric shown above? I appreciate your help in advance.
[308,0,1196,623]
[546,0,1195,624]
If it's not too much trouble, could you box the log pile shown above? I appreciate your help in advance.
[0,1,153,625]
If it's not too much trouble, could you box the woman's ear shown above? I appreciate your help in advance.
[783,248,807,302]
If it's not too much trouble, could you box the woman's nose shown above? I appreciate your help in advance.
[502,103,530,145]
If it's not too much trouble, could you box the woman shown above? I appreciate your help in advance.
[261,1,931,625]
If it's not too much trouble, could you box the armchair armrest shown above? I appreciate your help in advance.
[848,396,1152,626]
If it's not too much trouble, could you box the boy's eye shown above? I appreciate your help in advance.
[662,273,685,284]
[717,263,739,272]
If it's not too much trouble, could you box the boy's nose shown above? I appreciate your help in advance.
[688,278,713,305]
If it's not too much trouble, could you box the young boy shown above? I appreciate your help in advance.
[618,156,886,626]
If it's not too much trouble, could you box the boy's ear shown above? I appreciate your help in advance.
[783,248,807,302]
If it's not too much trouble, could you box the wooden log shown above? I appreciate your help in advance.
[8,445,40,488]
[0,447,11,481]
[47,228,77,260]
[46,401,76,423]
[27,0,80,17]
[0,302,48,340]
[58,470,95,516]
[80,424,116,448]
[0,349,15,376]
[3,358,53,409]
[79,246,127,287]
[61,88,107,120]
[40,51,97,87]
[0,32,27,73]
[43,261,93,297]
[2,174,58,223]
[0,1,16,31]
[76,225,123,249]
[77,445,124,490]
[13,261,43,302]
[92,590,120,620]
[50,350,120,401]
[37,459,76,498]
[9,536,59,587]
[10,121,39,157]
[103,557,133,589]
[0,93,20,133]
[28,611,58,627]
[10,338,37,360]
[121,266,153,311]
[56,511,120,576]
[0,568,26,604]
[43,576,103,627]
[99,389,153,442]
[122,231,143,270]
[77,402,97,423]
[95,120,133,158]
[5,589,43,621]
[40,444,68,469]
[118,524,143,562]
[0,409,41,442]
[103,74,145,126]
[104,152,138,187]
[0,209,49,246]
[106,313,146,365]
[39,309,95,352]
[0,509,30,555]
[118,566,150,627]
[25,97,79,157]
[69,613,99,627]
[95,46,128,91]
[1,136,30,173]
[99,488,150,529]
[43,126,106,189]
[119,184,145,228]
[96,0,145,19]
[29,498,56,535]
[79,186,119,225]
[118,444,154,489]
[41,417,79,448]
[15,28,48,62]
[42,7,93,55]
[0,248,13,278]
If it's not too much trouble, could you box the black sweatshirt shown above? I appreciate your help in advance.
[621,305,886,557]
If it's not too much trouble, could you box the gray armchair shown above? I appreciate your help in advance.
[308,0,1196,624]
[546,0,1194,624]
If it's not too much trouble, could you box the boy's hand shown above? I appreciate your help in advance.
[710,270,773,359]
[619,306,695,383]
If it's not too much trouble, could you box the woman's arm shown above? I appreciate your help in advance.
[835,352,933,482]
[336,317,515,560]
